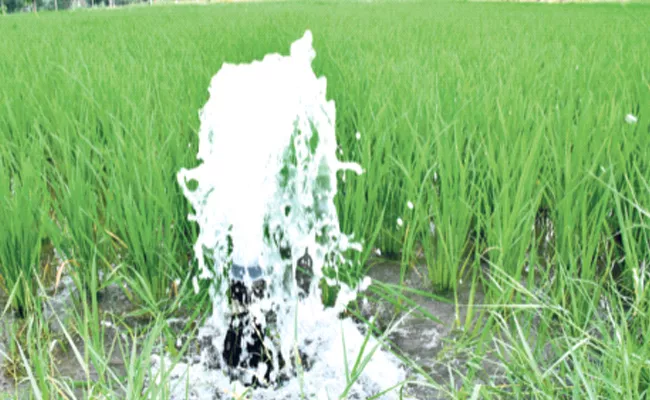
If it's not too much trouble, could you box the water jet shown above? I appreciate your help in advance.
[160,30,405,399]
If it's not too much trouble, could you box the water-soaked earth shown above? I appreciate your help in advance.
[357,260,502,399]
[0,259,498,399]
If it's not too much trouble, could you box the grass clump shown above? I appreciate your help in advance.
[0,152,48,317]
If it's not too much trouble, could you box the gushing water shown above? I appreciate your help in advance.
[156,31,406,399]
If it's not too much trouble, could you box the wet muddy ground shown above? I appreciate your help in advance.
[0,259,500,399]
[358,260,502,399]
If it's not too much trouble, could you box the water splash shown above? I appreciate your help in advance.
[162,30,405,399]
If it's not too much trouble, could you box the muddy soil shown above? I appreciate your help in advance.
[0,260,500,399]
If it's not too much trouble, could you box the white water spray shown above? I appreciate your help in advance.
[158,30,405,399]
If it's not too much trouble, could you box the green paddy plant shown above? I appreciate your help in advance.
[485,265,650,400]
[0,276,70,400]
[604,164,650,312]
[5,314,54,399]
[545,109,627,317]
[47,145,108,299]
[425,120,479,292]
[2,2,650,296]
[0,154,48,317]
[98,111,191,306]
[476,106,545,287]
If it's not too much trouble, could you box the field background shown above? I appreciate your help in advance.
[1,2,650,398]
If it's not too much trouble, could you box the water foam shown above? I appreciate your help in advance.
[163,30,406,399]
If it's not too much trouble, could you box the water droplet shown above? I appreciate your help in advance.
[192,276,200,294]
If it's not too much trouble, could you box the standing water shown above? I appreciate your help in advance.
[156,31,406,399]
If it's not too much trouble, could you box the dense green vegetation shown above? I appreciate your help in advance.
[1,2,650,399]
